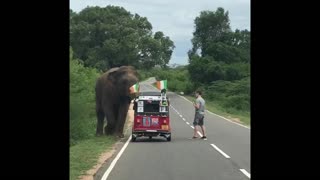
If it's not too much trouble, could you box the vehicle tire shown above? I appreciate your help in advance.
[166,135,171,141]
[149,136,152,139]
[131,135,136,142]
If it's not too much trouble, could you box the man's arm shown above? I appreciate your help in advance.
[194,99,200,109]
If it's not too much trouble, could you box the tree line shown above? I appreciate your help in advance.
[70,6,175,70]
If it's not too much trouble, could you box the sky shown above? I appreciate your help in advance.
[70,0,250,65]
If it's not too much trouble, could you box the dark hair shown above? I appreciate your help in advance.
[195,90,202,95]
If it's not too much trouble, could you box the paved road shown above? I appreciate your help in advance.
[96,78,250,180]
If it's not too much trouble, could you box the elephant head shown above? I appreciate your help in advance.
[107,66,139,97]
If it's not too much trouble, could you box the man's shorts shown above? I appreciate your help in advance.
[193,113,204,126]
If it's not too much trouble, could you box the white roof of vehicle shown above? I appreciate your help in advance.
[137,96,163,101]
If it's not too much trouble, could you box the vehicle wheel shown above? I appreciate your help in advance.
[131,135,136,142]
[166,135,171,141]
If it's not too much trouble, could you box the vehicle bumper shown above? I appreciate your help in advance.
[132,130,171,137]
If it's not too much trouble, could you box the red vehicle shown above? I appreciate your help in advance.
[132,91,171,142]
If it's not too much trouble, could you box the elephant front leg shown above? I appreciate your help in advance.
[96,110,105,136]
[104,110,116,135]
[115,103,130,138]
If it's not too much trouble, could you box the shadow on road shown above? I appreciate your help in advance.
[131,136,204,143]
[132,137,168,143]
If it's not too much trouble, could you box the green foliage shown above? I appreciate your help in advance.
[70,47,100,145]
[205,77,250,111]
[187,7,250,112]
[137,69,154,81]
[142,67,195,94]
[188,7,250,83]
[70,6,175,71]
[192,7,231,56]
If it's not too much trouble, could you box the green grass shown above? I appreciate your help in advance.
[70,136,116,180]
[184,95,250,126]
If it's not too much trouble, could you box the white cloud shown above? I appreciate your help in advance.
[70,0,250,64]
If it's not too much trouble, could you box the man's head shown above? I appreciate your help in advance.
[195,90,202,98]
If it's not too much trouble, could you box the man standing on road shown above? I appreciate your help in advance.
[192,90,207,139]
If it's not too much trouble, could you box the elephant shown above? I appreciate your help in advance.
[95,66,139,138]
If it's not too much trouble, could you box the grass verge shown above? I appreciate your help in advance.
[184,95,250,126]
[70,136,116,180]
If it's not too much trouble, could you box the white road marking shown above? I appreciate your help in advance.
[178,95,194,103]
[190,126,194,129]
[101,136,132,180]
[177,95,250,129]
[186,122,190,125]
[240,169,251,179]
[197,131,203,137]
[182,118,186,121]
[170,105,183,120]
[210,144,230,159]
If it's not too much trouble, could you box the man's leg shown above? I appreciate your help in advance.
[200,125,206,137]
[193,116,199,138]
[193,125,199,137]
[199,116,207,138]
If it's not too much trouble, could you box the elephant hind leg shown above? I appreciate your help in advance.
[104,125,115,135]
[96,110,105,136]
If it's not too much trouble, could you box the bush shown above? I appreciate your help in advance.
[222,94,250,111]
[204,78,250,112]
[146,67,196,95]
[137,70,147,81]
[70,47,100,146]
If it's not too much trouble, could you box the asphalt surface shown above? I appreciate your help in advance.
[96,78,250,180]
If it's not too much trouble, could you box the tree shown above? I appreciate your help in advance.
[152,31,175,68]
[186,7,250,112]
[191,7,231,57]
[70,9,76,20]
[70,6,175,71]
[188,7,250,83]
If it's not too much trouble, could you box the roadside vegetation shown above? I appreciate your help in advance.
[70,5,250,180]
